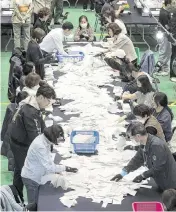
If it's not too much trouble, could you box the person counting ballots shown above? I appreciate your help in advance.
[39,22,74,55]
[111,122,176,191]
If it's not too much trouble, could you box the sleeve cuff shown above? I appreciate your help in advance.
[56,165,66,173]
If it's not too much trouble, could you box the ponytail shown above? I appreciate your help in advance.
[166,106,174,121]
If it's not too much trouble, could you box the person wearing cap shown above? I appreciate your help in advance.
[111,122,176,191]
[107,22,137,65]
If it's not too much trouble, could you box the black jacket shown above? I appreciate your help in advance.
[26,40,45,79]
[33,19,50,34]
[1,103,17,171]
[10,102,45,148]
[124,134,176,190]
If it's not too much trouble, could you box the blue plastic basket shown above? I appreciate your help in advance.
[70,130,99,154]
[56,51,84,63]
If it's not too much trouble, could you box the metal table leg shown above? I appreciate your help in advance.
[5,29,13,52]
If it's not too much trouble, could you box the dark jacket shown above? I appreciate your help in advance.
[1,103,17,171]
[10,96,45,148]
[153,108,173,142]
[26,40,45,79]
[33,18,50,34]
[124,134,176,190]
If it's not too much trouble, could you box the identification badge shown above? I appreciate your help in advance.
[152,155,157,161]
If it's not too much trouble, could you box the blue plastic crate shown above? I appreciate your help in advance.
[70,131,99,154]
[56,51,84,63]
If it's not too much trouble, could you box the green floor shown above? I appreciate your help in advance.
[1,7,176,189]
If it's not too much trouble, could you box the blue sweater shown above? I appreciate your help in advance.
[154,108,173,142]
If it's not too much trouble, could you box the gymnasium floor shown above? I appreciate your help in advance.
[1,6,176,189]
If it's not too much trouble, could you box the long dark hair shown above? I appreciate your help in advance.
[79,15,90,29]
[44,125,64,144]
[137,75,155,94]
[153,92,174,120]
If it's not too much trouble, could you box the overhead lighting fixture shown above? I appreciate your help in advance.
[156,31,164,39]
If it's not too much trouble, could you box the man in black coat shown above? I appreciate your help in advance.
[111,122,176,191]
[10,83,56,201]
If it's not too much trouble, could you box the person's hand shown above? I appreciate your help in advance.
[111,174,123,182]
[133,175,144,183]
[124,145,134,150]
[119,5,124,11]
[45,54,53,61]
[66,166,78,173]
[82,33,89,38]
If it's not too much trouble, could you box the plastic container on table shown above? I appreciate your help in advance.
[132,202,164,212]
[70,130,99,154]
[56,51,84,63]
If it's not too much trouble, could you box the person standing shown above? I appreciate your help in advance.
[11,0,33,51]
[111,122,176,191]
[83,0,95,11]
[49,0,64,24]
[10,83,56,201]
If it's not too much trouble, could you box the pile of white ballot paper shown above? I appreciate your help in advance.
[43,44,151,208]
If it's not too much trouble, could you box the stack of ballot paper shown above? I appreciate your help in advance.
[44,45,151,208]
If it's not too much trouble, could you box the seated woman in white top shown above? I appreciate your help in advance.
[122,75,155,107]
[21,125,78,206]
[107,23,137,64]
[104,9,127,35]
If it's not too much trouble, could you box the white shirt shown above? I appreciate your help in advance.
[115,19,127,35]
[21,134,66,184]
[39,28,66,55]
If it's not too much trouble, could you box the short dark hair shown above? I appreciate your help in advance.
[36,83,56,100]
[16,91,29,104]
[162,189,176,211]
[107,22,122,36]
[25,72,41,88]
[79,15,90,29]
[44,124,64,144]
[38,7,50,18]
[133,104,152,118]
[32,28,46,40]
[153,92,174,120]
[126,122,147,136]
[62,22,74,30]
[23,62,34,76]
[137,75,155,94]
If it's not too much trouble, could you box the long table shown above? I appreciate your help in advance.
[37,58,162,211]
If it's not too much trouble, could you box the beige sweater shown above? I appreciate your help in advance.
[11,0,33,23]
[32,0,52,14]
[111,33,137,62]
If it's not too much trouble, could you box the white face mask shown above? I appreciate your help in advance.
[80,23,87,29]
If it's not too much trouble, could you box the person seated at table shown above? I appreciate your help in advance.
[152,92,174,142]
[21,124,78,206]
[123,66,152,94]
[74,15,94,42]
[107,23,137,64]
[27,28,53,79]
[22,72,41,96]
[33,7,50,34]
[133,104,165,141]
[11,0,33,51]
[40,22,74,55]
[122,75,155,107]
[103,9,127,34]
[124,104,166,151]
[111,122,176,191]
[162,189,176,211]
